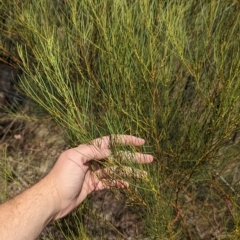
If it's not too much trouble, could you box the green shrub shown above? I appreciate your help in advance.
[1,0,240,239]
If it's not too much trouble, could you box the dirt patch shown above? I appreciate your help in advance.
[0,111,67,239]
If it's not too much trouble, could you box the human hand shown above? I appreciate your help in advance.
[46,135,153,219]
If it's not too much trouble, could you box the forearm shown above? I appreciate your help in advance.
[0,176,58,240]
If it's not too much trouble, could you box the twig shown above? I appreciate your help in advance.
[214,171,240,198]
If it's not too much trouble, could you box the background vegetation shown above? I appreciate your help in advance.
[1,0,240,239]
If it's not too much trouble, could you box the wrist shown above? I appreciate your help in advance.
[39,174,61,221]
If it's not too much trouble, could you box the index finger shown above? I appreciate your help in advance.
[73,135,146,163]
[92,135,146,149]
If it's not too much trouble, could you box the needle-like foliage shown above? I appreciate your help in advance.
[1,0,240,239]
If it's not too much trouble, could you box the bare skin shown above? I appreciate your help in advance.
[0,135,153,240]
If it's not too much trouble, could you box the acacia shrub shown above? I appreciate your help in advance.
[1,0,240,239]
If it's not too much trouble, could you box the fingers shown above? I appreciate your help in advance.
[91,135,145,149]
[88,153,151,192]
[95,166,148,179]
[95,179,129,191]
[89,166,147,192]
[75,135,151,163]
[109,150,153,164]
[73,145,111,162]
